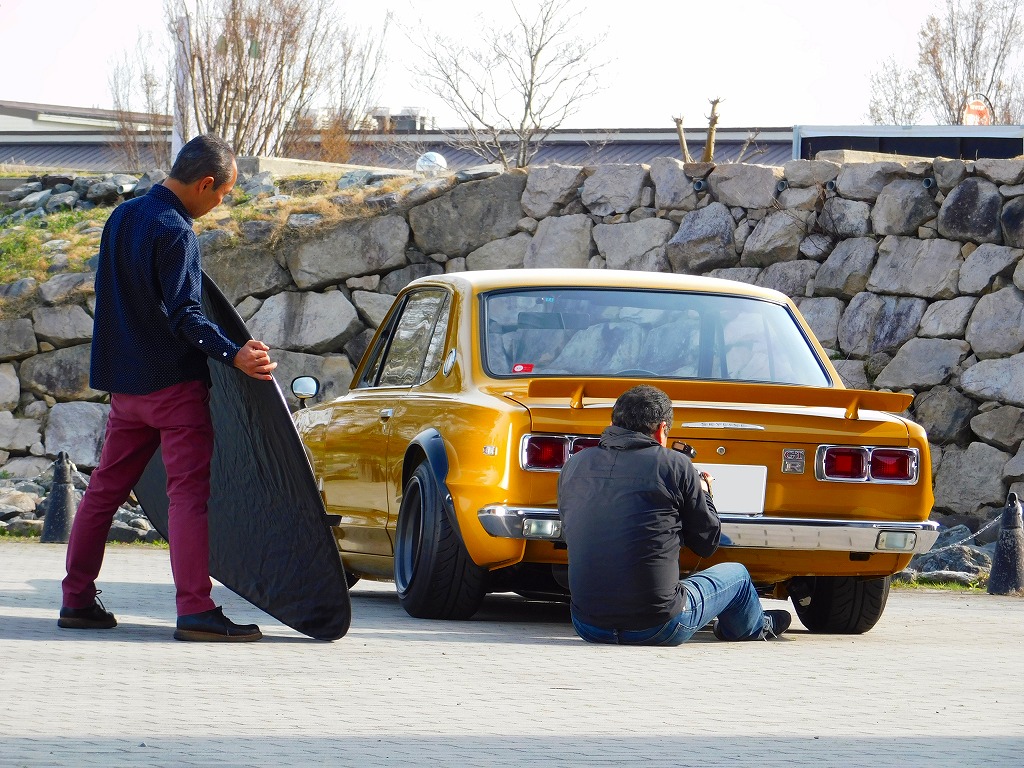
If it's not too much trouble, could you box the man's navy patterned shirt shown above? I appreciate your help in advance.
[90,184,241,395]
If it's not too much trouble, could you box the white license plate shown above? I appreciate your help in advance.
[693,463,766,516]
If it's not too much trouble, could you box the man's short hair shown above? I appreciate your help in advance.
[611,385,674,435]
[169,134,236,187]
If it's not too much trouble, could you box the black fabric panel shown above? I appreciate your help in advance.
[134,273,350,640]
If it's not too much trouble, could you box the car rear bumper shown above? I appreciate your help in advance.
[476,504,940,554]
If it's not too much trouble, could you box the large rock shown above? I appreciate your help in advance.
[351,291,396,329]
[524,214,593,269]
[288,215,409,290]
[832,359,869,389]
[912,385,977,445]
[838,293,926,357]
[0,363,18,411]
[30,305,93,347]
[1000,195,1024,248]
[378,263,444,295]
[958,243,1022,294]
[18,189,52,210]
[707,163,783,208]
[816,197,871,237]
[245,290,362,354]
[974,158,1024,185]
[874,337,971,389]
[870,179,938,235]
[937,177,1003,244]
[18,345,105,401]
[813,237,877,298]
[932,157,967,193]
[665,202,737,272]
[970,405,1024,452]
[961,353,1024,406]
[754,260,819,297]
[782,159,840,188]
[581,163,648,216]
[650,157,698,211]
[0,319,37,361]
[964,286,1024,359]
[0,411,42,453]
[835,161,906,202]
[777,187,820,211]
[38,272,95,305]
[740,210,808,266]
[918,296,978,339]
[594,219,677,270]
[204,246,293,304]
[45,191,79,213]
[867,236,962,299]
[409,171,527,257]
[796,297,843,350]
[44,401,109,469]
[521,164,586,219]
[933,442,1012,515]
[466,232,532,271]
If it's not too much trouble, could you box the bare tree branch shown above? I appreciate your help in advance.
[408,0,608,168]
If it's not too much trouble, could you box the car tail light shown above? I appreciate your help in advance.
[822,446,868,480]
[569,437,601,454]
[815,446,919,484]
[523,435,569,470]
[870,449,917,482]
[521,434,601,471]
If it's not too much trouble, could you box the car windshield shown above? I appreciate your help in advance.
[482,287,830,386]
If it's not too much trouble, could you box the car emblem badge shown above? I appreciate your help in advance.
[782,449,805,474]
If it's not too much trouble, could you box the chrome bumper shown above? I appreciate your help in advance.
[476,504,940,555]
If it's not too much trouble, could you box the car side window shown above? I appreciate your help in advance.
[417,295,451,385]
[375,289,449,387]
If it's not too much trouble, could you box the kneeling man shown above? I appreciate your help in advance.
[559,384,790,645]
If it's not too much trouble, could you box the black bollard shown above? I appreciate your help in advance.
[40,451,76,544]
[987,492,1024,595]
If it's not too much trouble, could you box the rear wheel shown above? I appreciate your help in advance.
[394,462,486,619]
[792,576,890,634]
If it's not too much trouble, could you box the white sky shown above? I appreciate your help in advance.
[0,0,944,129]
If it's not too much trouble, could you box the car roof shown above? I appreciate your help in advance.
[409,268,792,303]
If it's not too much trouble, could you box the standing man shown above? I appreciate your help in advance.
[58,134,276,642]
[559,384,791,646]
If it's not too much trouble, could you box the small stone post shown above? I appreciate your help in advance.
[40,451,76,544]
[987,493,1024,595]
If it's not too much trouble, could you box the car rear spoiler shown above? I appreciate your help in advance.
[525,378,912,420]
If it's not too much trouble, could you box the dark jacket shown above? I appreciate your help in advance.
[558,424,721,630]
[90,184,241,395]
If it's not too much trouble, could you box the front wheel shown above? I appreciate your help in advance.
[394,462,486,619]
[791,575,890,634]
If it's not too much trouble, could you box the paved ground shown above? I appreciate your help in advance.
[1,539,1022,767]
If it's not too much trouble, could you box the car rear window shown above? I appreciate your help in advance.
[481,288,830,386]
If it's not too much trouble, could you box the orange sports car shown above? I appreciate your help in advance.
[292,269,938,632]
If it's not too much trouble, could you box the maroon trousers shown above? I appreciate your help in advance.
[62,380,217,617]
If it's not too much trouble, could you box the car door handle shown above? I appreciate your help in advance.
[379,408,394,420]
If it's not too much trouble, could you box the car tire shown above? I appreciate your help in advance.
[394,462,486,619]
[792,575,890,634]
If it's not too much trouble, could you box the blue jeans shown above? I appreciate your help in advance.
[571,562,765,646]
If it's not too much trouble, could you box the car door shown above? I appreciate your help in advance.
[321,288,450,557]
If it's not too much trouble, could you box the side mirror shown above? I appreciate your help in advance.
[291,376,320,409]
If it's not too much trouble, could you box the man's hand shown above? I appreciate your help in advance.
[699,471,714,497]
[233,339,277,381]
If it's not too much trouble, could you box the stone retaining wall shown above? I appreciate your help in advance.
[3,156,1024,535]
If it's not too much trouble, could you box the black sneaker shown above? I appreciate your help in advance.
[174,606,262,642]
[760,609,792,640]
[58,592,117,629]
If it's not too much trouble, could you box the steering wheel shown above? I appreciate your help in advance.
[613,369,658,376]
